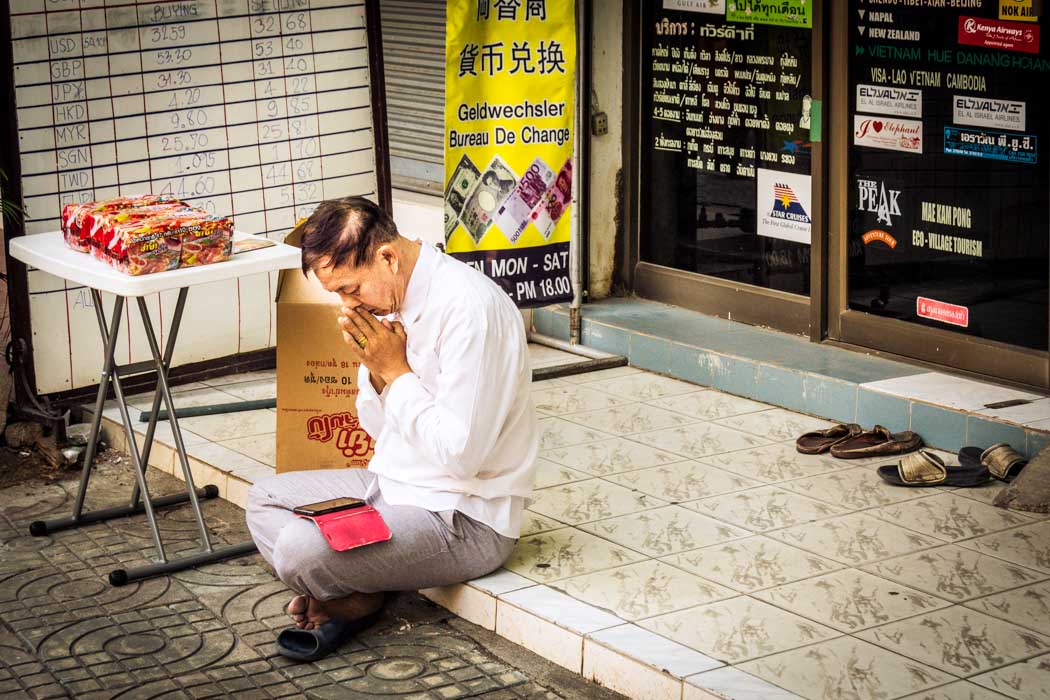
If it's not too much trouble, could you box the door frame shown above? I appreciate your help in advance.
[625,0,828,340]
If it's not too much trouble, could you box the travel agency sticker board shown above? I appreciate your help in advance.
[849,0,1047,349]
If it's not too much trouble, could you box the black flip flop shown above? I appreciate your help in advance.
[877,450,990,487]
[960,444,1028,483]
[276,611,381,662]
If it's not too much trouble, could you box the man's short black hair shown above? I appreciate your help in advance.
[299,196,400,275]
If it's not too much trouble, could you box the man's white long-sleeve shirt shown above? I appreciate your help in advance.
[355,242,539,539]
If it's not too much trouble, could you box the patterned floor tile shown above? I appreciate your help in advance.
[533,459,592,489]
[520,510,563,537]
[959,522,1050,575]
[553,560,734,621]
[584,373,703,401]
[771,513,942,565]
[898,682,1017,700]
[579,505,749,557]
[965,581,1050,636]
[863,545,1047,603]
[662,536,842,593]
[740,637,955,700]
[753,568,951,633]
[699,442,844,484]
[560,366,643,384]
[631,422,772,460]
[869,494,1034,543]
[538,417,612,450]
[540,437,683,476]
[528,479,665,526]
[503,527,647,583]
[605,461,761,503]
[857,607,1050,676]
[943,482,1014,508]
[686,485,847,533]
[639,596,838,664]
[714,409,837,442]
[531,385,630,416]
[563,403,699,436]
[779,467,933,511]
[972,653,1050,700]
[646,391,771,421]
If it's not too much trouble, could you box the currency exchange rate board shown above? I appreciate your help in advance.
[6,0,379,392]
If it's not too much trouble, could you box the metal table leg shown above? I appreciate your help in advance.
[29,288,258,586]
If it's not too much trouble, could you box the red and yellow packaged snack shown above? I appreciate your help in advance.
[62,195,179,253]
[61,195,234,275]
[179,216,234,268]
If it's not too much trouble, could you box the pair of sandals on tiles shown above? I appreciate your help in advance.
[877,443,1029,488]
[796,423,923,459]
[797,424,1028,487]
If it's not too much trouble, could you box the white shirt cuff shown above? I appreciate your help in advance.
[384,372,428,428]
[358,368,389,403]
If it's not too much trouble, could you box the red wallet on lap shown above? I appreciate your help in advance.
[296,505,392,552]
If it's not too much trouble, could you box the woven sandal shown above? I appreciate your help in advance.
[877,450,990,487]
[796,423,863,455]
[959,443,1029,483]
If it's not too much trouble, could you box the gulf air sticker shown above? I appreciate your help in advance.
[757,168,812,244]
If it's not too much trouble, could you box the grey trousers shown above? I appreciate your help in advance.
[245,468,517,600]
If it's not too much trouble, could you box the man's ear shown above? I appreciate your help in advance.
[378,244,400,274]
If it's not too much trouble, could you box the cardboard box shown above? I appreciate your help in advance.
[275,228,375,472]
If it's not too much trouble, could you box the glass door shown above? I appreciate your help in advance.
[633,1,823,335]
[829,0,1048,387]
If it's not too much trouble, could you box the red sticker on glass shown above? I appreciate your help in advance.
[917,297,969,328]
[958,16,1040,54]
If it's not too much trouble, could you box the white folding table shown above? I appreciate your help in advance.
[11,231,300,586]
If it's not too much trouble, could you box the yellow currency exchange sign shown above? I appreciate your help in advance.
[444,0,576,307]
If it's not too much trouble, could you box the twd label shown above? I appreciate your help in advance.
[455,242,572,308]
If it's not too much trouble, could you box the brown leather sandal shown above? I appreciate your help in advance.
[796,423,863,455]
[829,425,923,459]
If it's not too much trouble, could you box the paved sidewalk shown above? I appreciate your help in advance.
[0,454,627,700]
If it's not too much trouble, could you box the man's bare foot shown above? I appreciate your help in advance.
[286,592,385,630]
[286,595,310,629]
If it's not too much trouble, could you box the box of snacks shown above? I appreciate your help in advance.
[61,195,233,275]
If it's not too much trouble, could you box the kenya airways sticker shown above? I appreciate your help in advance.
[854,115,923,154]
[958,16,1040,54]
